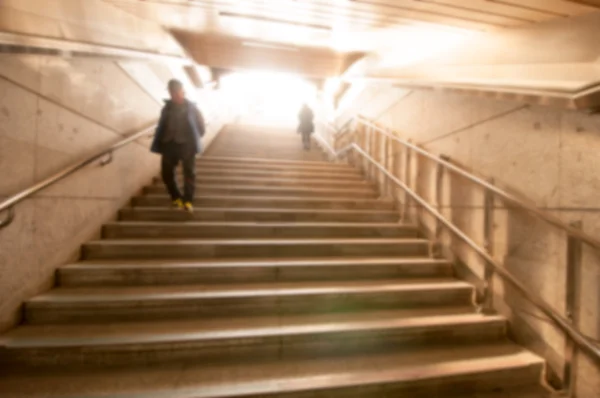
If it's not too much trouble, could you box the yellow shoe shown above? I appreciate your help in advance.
[172,199,184,209]
[184,201,194,213]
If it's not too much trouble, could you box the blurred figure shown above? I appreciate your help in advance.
[151,79,205,213]
[297,103,314,151]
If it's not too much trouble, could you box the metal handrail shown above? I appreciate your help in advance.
[355,115,600,250]
[315,135,600,365]
[0,123,157,229]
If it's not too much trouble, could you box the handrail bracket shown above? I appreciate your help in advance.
[0,206,15,229]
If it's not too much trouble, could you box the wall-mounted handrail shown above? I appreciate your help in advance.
[314,134,600,366]
[348,116,600,251]
[0,123,157,230]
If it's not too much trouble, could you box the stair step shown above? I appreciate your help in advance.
[199,156,342,168]
[207,148,320,157]
[103,222,418,239]
[24,280,473,324]
[210,137,308,145]
[83,238,430,260]
[132,195,395,210]
[158,176,373,189]
[196,159,353,173]
[207,152,326,161]
[196,162,354,174]
[58,257,452,286]
[120,207,398,222]
[209,141,308,150]
[0,344,545,397]
[1,311,505,369]
[144,184,378,198]
[191,168,364,180]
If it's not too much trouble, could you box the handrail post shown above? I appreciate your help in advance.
[481,179,496,314]
[564,221,583,395]
[402,143,413,222]
[383,132,391,197]
[374,127,382,191]
[364,126,371,179]
[433,156,447,258]
[367,126,375,181]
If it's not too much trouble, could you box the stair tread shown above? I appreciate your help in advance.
[186,176,370,183]
[62,257,448,269]
[2,310,499,348]
[124,207,396,215]
[29,279,470,302]
[199,155,345,166]
[105,221,414,228]
[137,194,392,203]
[147,184,375,192]
[85,238,429,246]
[0,344,544,398]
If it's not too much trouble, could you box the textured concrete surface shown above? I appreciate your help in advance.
[0,0,184,55]
[338,85,600,397]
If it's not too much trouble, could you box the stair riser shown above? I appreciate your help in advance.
[103,225,418,240]
[143,186,378,198]
[119,210,398,223]
[206,152,323,160]
[25,288,474,324]
[2,322,505,369]
[208,147,322,154]
[155,179,372,189]
[156,170,364,181]
[131,197,395,211]
[59,263,452,286]
[196,161,351,173]
[208,143,313,150]
[208,144,311,153]
[210,139,309,147]
[82,242,430,260]
[225,364,544,398]
[206,152,324,161]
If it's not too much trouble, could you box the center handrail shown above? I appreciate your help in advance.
[0,122,157,229]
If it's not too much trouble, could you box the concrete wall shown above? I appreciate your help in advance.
[0,0,183,56]
[335,85,600,397]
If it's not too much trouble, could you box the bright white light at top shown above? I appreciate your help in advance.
[377,27,472,68]
[324,77,341,98]
[220,71,318,126]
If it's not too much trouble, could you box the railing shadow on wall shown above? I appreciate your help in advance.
[314,115,600,396]
[0,123,157,230]
[0,119,223,230]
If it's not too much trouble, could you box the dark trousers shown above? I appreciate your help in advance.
[161,142,196,202]
[301,132,312,150]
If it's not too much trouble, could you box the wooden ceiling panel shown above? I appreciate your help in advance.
[172,31,356,77]
[409,0,565,20]
[494,0,600,16]
[347,0,533,26]
[224,0,508,29]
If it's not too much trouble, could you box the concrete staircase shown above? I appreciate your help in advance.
[0,126,550,397]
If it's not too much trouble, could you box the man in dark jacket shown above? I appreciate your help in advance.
[151,79,205,212]
[298,103,314,150]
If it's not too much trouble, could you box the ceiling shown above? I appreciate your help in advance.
[103,0,600,86]
[105,0,600,52]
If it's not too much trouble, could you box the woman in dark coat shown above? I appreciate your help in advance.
[297,103,315,151]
